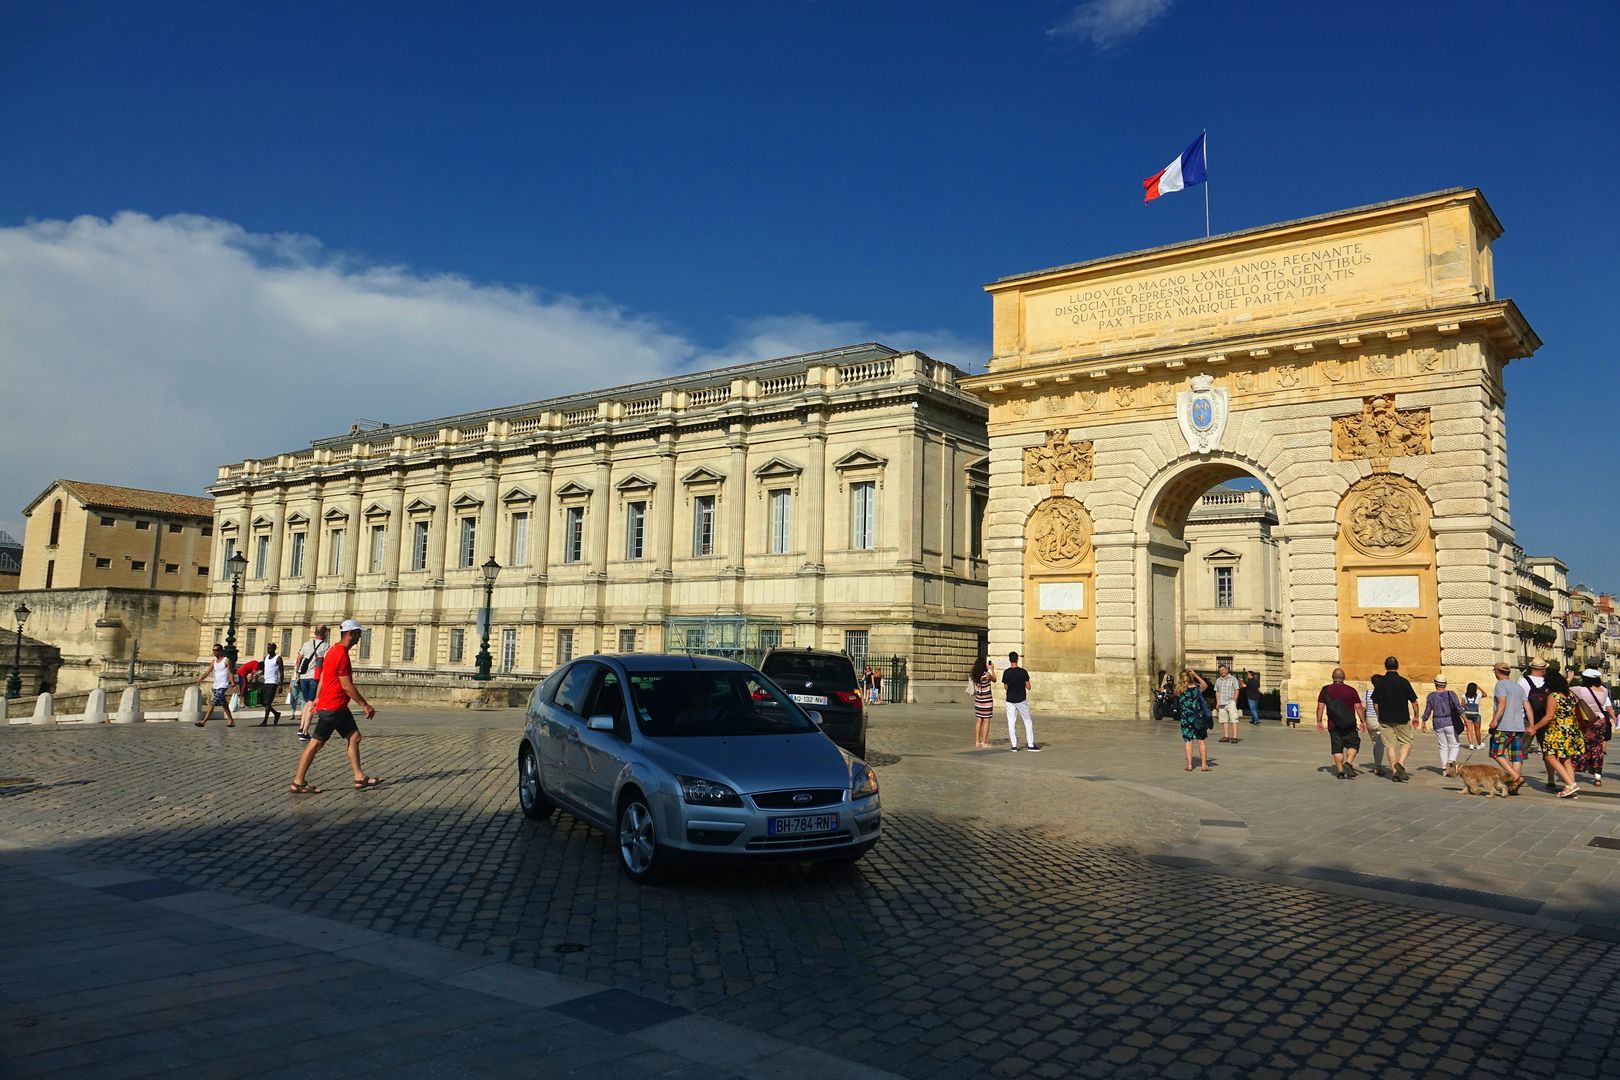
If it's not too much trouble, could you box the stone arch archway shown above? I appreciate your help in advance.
[965,189,1540,719]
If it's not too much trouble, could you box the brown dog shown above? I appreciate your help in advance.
[1457,763,1511,797]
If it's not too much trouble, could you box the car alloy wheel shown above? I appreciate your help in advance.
[518,747,552,819]
[617,794,664,883]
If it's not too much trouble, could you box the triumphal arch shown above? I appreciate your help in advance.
[961,189,1540,717]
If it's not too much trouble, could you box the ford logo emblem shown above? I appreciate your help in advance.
[792,792,813,804]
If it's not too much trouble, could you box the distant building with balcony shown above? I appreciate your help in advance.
[0,530,20,591]
[1179,487,1285,683]
[205,344,990,692]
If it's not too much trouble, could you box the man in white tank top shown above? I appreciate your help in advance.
[258,643,284,726]
[195,644,236,727]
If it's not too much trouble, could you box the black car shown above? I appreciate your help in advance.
[759,648,868,759]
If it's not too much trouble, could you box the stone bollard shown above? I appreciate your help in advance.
[178,685,201,726]
[82,687,109,723]
[32,692,55,726]
[114,686,144,725]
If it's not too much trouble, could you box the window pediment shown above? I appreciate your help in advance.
[322,507,348,523]
[285,511,309,527]
[218,519,240,534]
[833,450,887,472]
[1203,548,1242,562]
[363,503,390,519]
[554,480,593,501]
[405,498,435,515]
[250,515,274,530]
[451,493,483,511]
[681,467,725,487]
[752,457,803,481]
[501,486,536,505]
[615,473,656,494]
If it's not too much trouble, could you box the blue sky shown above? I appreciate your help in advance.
[2,1,1616,588]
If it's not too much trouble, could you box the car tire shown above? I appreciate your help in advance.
[617,790,667,884]
[517,745,554,820]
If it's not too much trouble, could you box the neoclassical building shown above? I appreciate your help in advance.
[205,344,989,687]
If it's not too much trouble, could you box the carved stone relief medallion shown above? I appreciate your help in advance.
[1277,365,1301,389]
[1011,399,1030,418]
[1322,359,1347,382]
[1233,371,1255,392]
[1366,610,1414,634]
[1027,497,1092,569]
[1368,354,1395,376]
[1022,430,1095,488]
[1078,389,1099,411]
[1176,373,1229,455]
[1416,349,1441,372]
[1342,474,1428,559]
[1113,385,1136,408]
[1332,395,1432,461]
[1152,381,1174,404]
[1041,613,1080,633]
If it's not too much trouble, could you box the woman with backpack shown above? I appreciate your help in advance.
[1530,669,1585,799]
[1421,675,1464,776]
[1175,668,1212,773]
[1461,682,1484,750]
[1570,669,1614,787]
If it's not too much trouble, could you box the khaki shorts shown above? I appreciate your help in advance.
[1381,722,1415,750]
[1216,702,1240,725]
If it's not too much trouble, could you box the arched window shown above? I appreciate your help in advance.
[49,500,63,546]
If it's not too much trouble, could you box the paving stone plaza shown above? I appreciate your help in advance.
[4,705,1620,1078]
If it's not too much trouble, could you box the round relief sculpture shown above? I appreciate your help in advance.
[1342,475,1428,559]
[1027,497,1092,569]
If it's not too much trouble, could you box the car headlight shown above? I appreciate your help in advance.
[850,764,878,799]
[677,775,743,807]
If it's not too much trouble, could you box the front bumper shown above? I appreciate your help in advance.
[660,790,882,861]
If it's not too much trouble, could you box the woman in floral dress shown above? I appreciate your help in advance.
[1532,669,1585,799]
[1570,669,1614,787]
[1176,668,1211,773]
[970,658,995,748]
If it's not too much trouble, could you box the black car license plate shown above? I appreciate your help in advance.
[768,813,839,836]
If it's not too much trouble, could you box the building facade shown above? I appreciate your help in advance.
[206,345,990,689]
[1180,488,1285,682]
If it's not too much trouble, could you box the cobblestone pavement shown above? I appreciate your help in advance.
[4,704,1620,1077]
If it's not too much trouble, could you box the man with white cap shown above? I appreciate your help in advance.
[290,619,380,793]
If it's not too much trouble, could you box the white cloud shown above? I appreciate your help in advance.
[1048,0,1176,49]
[0,212,985,541]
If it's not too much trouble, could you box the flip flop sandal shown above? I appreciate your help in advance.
[354,777,384,789]
[288,783,322,794]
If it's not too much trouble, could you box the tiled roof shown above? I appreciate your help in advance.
[34,480,214,520]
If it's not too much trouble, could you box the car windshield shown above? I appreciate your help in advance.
[626,669,819,738]
[762,654,854,684]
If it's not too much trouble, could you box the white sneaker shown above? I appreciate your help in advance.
[1009,746,1020,752]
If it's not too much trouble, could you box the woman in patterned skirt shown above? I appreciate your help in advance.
[1531,669,1585,799]
[970,657,996,749]
[1176,668,1212,773]
[1570,669,1614,787]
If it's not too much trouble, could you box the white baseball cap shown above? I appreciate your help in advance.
[339,618,364,633]
[1582,668,1603,679]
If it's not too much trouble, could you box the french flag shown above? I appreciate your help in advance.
[1143,132,1208,204]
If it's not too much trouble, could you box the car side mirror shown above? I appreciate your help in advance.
[587,715,616,732]
[807,710,824,726]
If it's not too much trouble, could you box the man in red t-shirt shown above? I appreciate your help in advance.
[289,619,380,793]
[1316,667,1367,780]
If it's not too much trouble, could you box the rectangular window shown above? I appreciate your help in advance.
[246,629,256,655]
[450,628,465,663]
[692,495,715,557]
[1217,654,1234,671]
[95,557,112,569]
[501,628,517,674]
[222,538,236,576]
[281,629,293,656]
[564,506,585,563]
[45,560,54,588]
[411,520,429,571]
[135,520,151,531]
[402,628,417,662]
[459,517,477,568]
[198,566,209,576]
[328,529,344,576]
[254,535,269,579]
[358,632,371,661]
[851,481,876,550]
[131,560,147,572]
[100,516,115,527]
[370,525,386,573]
[618,628,636,653]
[1214,566,1235,609]
[768,489,792,554]
[202,525,213,537]
[844,629,869,662]
[625,501,646,560]
[684,627,703,651]
[970,492,988,560]
[169,523,183,534]
[289,533,305,578]
[556,628,574,665]
[164,563,178,574]
[759,628,782,651]
[511,512,529,566]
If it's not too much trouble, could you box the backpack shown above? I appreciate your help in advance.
[1325,692,1357,731]
[296,640,320,677]
[1525,679,1550,722]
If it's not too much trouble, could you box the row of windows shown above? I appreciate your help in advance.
[226,483,883,579]
[90,557,199,575]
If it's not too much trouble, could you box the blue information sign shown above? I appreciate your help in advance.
[1286,702,1301,721]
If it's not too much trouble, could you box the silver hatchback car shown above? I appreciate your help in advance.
[517,654,882,882]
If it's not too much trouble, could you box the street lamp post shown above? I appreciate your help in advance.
[223,551,249,664]
[474,556,500,681]
[6,601,30,699]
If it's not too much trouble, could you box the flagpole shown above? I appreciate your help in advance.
[1203,129,1210,238]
